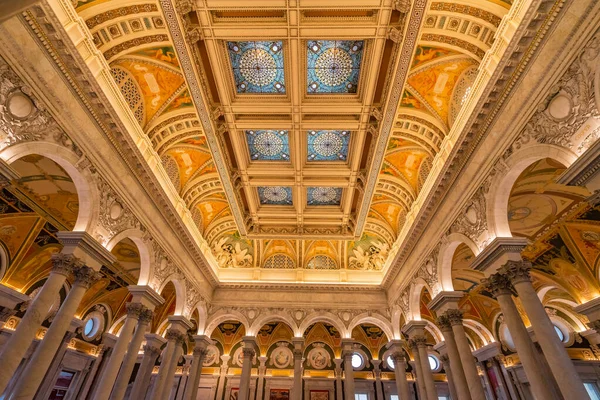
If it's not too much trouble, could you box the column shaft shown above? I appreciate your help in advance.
[159,341,184,400]
[410,346,428,400]
[372,361,384,400]
[77,344,108,399]
[343,352,355,400]
[10,266,97,400]
[415,339,437,400]
[183,349,207,400]
[445,311,486,400]
[440,356,458,400]
[293,352,303,400]
[0,254,78,394]
[129,344,162,400]
[239,348,255,400]
[109,309,153,400]
[148,338,177,400]
[501,261,590,400]
[215,356,230,400]
[391,355,411,400]
[436,318,471,400]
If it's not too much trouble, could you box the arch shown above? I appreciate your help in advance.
[106,229,152,286]
[248,314,298,337]
[1,141,99,233]
[203,311,250,337]
[438,233,480,291]
[486,144,577,237]
[298,312,348,338]
[347,314,394,341]
[390,306,405,340]
[190,301,208,335]
[423,320,443,344]
[408,278,433,321]
[463,319,495,347]
[158,275,186,316]
[108,314,127,335]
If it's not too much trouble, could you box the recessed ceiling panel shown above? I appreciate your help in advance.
[258,186,293,205]
[307,40,364,93]
[227,41,285,93]
[307,130,350,161]
[307,187,343,206]
[246,130,290,161]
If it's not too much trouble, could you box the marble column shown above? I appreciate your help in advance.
[0,253,80,394]
[443,310,486,400]
[407,341,427,400]
[0,284,28,330]
[292,337,304,400]
[129,334,166,400]
[77,343,108,399]
[109,308,154,400]
[482,273,556,400]
[183,335,212,400]
[342,339,356,400]
[500,260,590,400]
[389,350,411,400]
[413,337,437,400]
[159,323,190,400]
[439,355,458,400]
[239,336,257,400]
[256,356,268,400]
[436,316,471,400]
[10,265,100,400]
[333,359,343,400]
[215,355,230,400]
[92,302,146,400]
[88,333,118,399]
[372,360,384,400]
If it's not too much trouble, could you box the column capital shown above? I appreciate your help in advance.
[73,266,102,288]
[128,285,165,310]
[443,309,464,325]
[126,302,147,319]
[428,291,464,314]
[167,315,194,333]
[499,260,533,284]
[192,334,213,351]
[292,337,305,359]
[56,231,116,271]
[410,335,427,348]
[470,237,528,276]
[481,273,514,297]
[436,315,453,331]
[139,308,154,324]
[51,253,83,277]
[166,329,187,346]
[385,339,406,353]
[144,344,162,358]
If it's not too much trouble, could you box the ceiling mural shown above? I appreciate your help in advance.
[71,0,510,277]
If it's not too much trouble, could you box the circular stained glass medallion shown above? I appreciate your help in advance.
[311,187,337,203]
[315,48,353,87]
[253,131,284,157]
[263,187,288,202]
[239,48,277,87]
[313,132,343,157]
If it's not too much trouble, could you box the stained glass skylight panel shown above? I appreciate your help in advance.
[227,41,285,93]
[307,130,350,161]
[246,130,290,161]
[307,187,342,206]
[258,186,293,206]
[307,40,364,93]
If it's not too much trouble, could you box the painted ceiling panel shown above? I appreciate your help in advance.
[307,187,343,206]
[246,130,290,161]
[307,40,364,94]
[227,41,285,94]
[258,186,293,206]
[307,130,350,162]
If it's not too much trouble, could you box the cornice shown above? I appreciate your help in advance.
[216,283,384,292]
[15,3,220,291]
[382,0,580,294]
[557,135,600,187]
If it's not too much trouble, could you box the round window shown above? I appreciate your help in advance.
[84,318,95,336]
[82,311,105,341]
[386,355,395,370]
[351,353,363,369]
[428,355,439,371]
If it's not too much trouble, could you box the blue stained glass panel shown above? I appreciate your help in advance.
[246,130,290,161]
[307,130,350,162]
[307,40,364,94]
[258,186,293,206]
[307,187,342,206]
[228,41,285,94]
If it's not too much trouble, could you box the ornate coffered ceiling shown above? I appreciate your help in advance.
[69,0,511,278]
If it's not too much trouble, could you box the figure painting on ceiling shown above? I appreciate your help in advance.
[212,232,253,268]
[348,234,390,270]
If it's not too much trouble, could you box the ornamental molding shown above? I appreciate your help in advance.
[449,186,488,247]
[384,0,589,297]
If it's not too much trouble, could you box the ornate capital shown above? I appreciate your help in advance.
[390,351,406,365]
[126,302,146,319]
[436,315,452,331]
[481,273,514,297]
[293,348,303,360]
[51,253,82,277]
[73,266,101,288]
[165,329,186,346]
[242,347,256,359]
[143,344,162,358]
[193,348,208,358]
[138,309,154,324]
[444,309,464,325]
[499,260,532,285]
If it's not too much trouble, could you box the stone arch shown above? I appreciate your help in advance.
[438,233,480,291]
[106,229,152,286]
[1,141,99,233]
[390,306,406,340]
[248,313,298,337]
[189,301,208,334]
[158,275,186,316]
[203,311,250,337]
[463,319,495,347]
[423,320,443,343]
[486,144,577,238]
[298,312,347,338]
[408,278,434,321]
[347,313,394,341]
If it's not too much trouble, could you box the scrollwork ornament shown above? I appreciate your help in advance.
[444,309,464,325]
[126,302,146,319]
[499,260,532,285]
[436,315,452,331]
[481,273,514,297]
[51,253,83,277]
[73,266,101,288]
